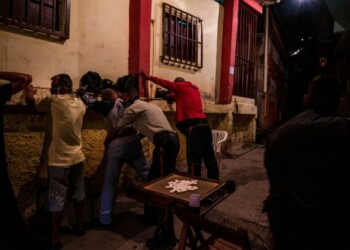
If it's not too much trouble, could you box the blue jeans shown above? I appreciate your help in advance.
[99,135,149,224]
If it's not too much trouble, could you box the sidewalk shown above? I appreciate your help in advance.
[29,144,272,250]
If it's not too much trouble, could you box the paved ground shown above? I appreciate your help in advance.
[28,144,272,250]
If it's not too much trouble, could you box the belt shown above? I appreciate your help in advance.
[117,127,137,138]
[153,131,177,146]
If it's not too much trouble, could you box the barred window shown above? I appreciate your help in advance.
[162,3,203,70]
[0,0,70,40]
[234,2,258,98]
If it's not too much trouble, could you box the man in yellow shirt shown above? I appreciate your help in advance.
[26,74,86,250]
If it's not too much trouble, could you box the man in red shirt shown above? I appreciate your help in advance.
[141,72,219,180]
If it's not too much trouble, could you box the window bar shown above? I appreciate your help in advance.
[53,0,57,31]
[200,18,203,68]
[182,12,186,64]
[197,20,200,67]
[63,0,70,38]
[193,18,197,66]
[162,5,166,60]
[183,12,187,64]
[39,0,43,27]
[190,17,194,66]
[166,7,170,59]
[172,10,175,59]
[177,10,182,63]
[192,18,196,66]
[178,10,183,64]
[173,8,177,62]
[168,10,171,59]
[243,6,248,60]
[25,0,29,23]
[182,12,187,64]
[169,10,172,60]
[10,0,14,19]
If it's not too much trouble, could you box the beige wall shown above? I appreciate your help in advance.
[0,0,129,89]
[0,0,221,103]
[1,0,258,170]
[150,0,221,103]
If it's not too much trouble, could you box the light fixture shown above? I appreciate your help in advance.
[257,0,281,6]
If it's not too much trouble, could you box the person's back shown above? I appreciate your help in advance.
[122,99,174,141]
[26,73,86,249]
[264,74,350,250]
[47,94,85,165]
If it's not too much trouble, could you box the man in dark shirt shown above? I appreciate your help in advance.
[263,74,350,250]
[0,72,36,250]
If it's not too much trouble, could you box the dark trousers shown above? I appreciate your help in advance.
[186,124,219,180]
[148,132,179,181]
[147,131,179,238]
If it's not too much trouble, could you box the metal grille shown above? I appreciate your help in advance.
[234,2,258,98]
[162,3,203,70]
[0,0,70,39]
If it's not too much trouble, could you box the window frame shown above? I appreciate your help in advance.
[0,0,70,40]
[161,3,203,70]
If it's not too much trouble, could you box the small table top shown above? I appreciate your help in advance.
[143,173,221,204]
[126,172,236,215]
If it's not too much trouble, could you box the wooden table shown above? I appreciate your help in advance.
[126,173,250,250]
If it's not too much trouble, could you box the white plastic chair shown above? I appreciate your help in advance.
[212,130,228,154]
[211,130,228,170]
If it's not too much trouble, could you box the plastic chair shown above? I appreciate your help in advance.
[211,130,228,170]
[212,130,228,155]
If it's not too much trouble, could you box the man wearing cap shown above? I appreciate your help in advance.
[141,72,219,180]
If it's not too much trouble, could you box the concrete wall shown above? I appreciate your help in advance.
[149,0,221,101]
[0,0,129,88]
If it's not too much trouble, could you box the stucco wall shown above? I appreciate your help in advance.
[150,0,221,102]
[0,0,129,89]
